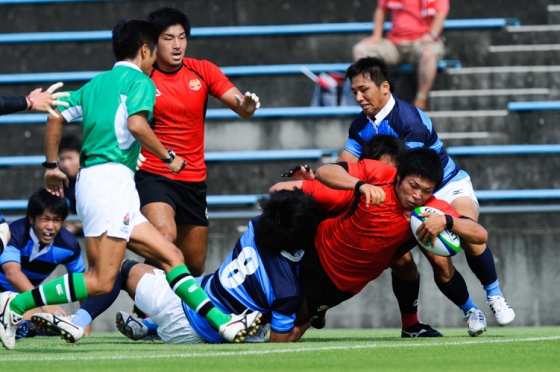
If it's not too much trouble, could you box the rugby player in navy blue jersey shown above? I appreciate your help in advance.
[32,190,323,343]
[337,56,515,336]
[0,189,85,338]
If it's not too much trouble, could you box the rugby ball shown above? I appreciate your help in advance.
[410,206,461,257]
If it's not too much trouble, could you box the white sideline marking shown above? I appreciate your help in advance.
[0,336,559,362]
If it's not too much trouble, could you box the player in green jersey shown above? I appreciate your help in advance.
[0,19,260,351]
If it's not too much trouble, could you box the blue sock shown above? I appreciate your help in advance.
[78,272,123,323]
[459,297,478,315]
[483,279,504,299]
[72,309,93,329]
[141,318,159,336]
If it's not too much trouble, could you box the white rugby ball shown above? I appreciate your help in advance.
[410,206,461,257]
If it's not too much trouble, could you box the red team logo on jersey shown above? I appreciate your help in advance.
[189,79,202,91]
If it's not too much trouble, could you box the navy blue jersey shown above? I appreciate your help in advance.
[184,216,303,343]
[0,218,85,292]
[344,96,467,187]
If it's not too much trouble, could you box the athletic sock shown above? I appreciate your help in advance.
[166,265,231,330]
[459,298,478,315]
[10,273,88,315]
[72,309,93,329]
[141,318,159,336]
[465,245,499,287]
[436,268,477,314]
[483,279,504,299]
[72,271,123,328]
[392,274,420,328]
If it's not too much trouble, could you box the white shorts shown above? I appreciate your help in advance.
[135,269,205,344]
[76,163,147,240]
[434,176,480,215]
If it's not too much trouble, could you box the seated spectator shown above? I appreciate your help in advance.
[58,135,83,236]
[352,0,449,110]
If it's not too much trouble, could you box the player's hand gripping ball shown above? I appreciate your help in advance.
[410,206,461,257]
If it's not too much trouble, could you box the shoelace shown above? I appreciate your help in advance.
[488,297,509,312]
[463,309,483,323]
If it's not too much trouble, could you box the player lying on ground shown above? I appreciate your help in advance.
[0,19,259,351]
[272,147,488,340]
[32,190,323,343]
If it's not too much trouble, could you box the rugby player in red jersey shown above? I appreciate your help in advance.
[136,7,261,276]
[273,147,488,341]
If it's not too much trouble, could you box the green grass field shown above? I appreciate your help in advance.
[1,327,559,371]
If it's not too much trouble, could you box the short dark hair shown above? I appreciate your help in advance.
[360,134,406,164]
[27,188,69,221]
[59,135,81,154]
[112,19,159,61]
[255,189,324,256]
[397,147,443,191]
[147,7,191,37]
[346,57,396,93]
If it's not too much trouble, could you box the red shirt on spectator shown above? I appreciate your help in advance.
[380,0,450,44]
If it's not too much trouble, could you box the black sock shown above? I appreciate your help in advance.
[436,268,470,307]
[465,245,498,286]
[392,273,420,314]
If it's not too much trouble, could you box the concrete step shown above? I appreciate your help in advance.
[547,4,560,24]
[434,65,560,90]
[491,25,560,45]
[488,45,560,66]
[428,88,554,111]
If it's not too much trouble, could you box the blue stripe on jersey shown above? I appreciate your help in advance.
[345,97,464,187]
[183,216,302,343]
[0,218,84,292]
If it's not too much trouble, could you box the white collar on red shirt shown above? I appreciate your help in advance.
[114,61,142,72]
[28,227,53,262]
[367,95,395,132]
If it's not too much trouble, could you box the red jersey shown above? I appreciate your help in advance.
[301,179,354,217]
[141,58,235,182]
[379,0,449,44]
[314,160,459,294]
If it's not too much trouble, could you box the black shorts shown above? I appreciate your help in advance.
[300,244,354,317]
[135,170,209,227]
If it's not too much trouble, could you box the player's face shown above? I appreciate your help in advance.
[156,24,187,72]
[395,175,436,210]
[351,74,391,118]
[29,210,63,245]
[58,149,80,179]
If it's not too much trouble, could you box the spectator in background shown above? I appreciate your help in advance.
[0,83,69,116]
[0,189,86,338]
[58,135,83,236]
[352,0,449,110]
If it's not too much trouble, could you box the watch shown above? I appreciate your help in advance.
[162,149,176,164]
[42,161,59,169]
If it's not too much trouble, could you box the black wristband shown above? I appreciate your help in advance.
[162,148,176,164]
[41,161,59,169]
[445,215,454,230]
[354,180,366,193]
